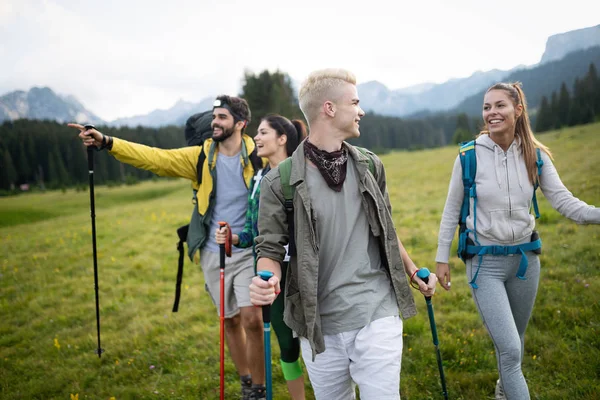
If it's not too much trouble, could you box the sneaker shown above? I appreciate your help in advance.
[241,381,253,400]
[249,385,266,400]
[495,379,506,400]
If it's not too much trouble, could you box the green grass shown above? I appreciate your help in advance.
[1,123,599,399]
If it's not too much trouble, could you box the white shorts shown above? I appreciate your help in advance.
[300,315,403,400]
[199,248,254,318]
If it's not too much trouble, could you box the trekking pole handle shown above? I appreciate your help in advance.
[257,270,274,324]
[416,268,433,300]
[416,268,431,284]
[85,125,96,169]
[218,221,232,257]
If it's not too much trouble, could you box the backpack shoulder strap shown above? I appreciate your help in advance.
[531,148,544,218]
[173,224,189,312]
[278,157,296,256]
[195,143,207,185]
[356,147,377,178]
[279,157,294,202]
[534,148,544,189]
[196,141,217,185]
[457,140,478,261]
[458,140,477,225]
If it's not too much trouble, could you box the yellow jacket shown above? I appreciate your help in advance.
[109,135,264,258]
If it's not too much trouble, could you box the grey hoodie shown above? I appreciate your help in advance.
[436,134,600,263]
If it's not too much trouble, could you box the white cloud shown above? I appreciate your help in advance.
[1,0,598,120]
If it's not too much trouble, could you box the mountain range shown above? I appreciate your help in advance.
[0,87,103,125]
[1,24,598,127]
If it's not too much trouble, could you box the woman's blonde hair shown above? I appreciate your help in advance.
[298,68,357,124]
[480,82,553,185]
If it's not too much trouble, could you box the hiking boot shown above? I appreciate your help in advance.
[495,379,506,400]
[249,386,266,400]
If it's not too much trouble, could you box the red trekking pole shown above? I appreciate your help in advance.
[218,221,232,400]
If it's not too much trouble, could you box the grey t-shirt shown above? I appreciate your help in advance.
[205,152,248,253]
[306,157,398,335]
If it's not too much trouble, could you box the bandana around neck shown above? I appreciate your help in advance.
[304,139,348,192]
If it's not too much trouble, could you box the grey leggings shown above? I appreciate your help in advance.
[467,253,540,400]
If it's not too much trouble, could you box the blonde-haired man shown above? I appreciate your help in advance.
[250,68,436,399]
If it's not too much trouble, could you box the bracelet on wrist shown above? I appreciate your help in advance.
[98,135,113,151]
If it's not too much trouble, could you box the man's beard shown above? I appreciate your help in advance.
[212,124,235,142]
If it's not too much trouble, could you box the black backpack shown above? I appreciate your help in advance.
[173,111,212,312]
[184,110,213,146]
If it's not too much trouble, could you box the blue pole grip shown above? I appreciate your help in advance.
[257,270,274,280]
[257,270,274,400]
[257,271,274,324]
[416,267,431,283]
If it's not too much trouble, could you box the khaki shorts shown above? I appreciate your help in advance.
[199,248,254,318]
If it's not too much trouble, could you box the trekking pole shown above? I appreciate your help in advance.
[84,124,104,358]
[218,221,232,400]
[257,270,274,400]
[417,268,448,399]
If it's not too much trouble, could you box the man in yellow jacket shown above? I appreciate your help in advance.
[69,95,267,400]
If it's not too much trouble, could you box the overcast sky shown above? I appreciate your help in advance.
[1,0,597,121]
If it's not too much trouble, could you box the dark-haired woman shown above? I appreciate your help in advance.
[217,114,308,399]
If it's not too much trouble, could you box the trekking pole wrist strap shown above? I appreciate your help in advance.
[409,269,421,290]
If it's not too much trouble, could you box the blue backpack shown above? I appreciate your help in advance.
[457,140,544,288]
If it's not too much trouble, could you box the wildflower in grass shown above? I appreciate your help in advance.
[70,394,78,400]
[115,359,120,365]
[532,355,537,360]
[54,337,60,350]
[111,257,116,263]
[110,397,116,400]
[149,365,155,369]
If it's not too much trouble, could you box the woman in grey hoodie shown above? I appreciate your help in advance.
[435,82,600,399]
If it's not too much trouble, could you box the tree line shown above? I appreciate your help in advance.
[535,63,600,132]
[0,121,185,193]
[2,64,595,193]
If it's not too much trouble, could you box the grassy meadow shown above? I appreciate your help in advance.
[1,123,599,399]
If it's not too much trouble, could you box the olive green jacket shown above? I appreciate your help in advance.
[255,142,417,358]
